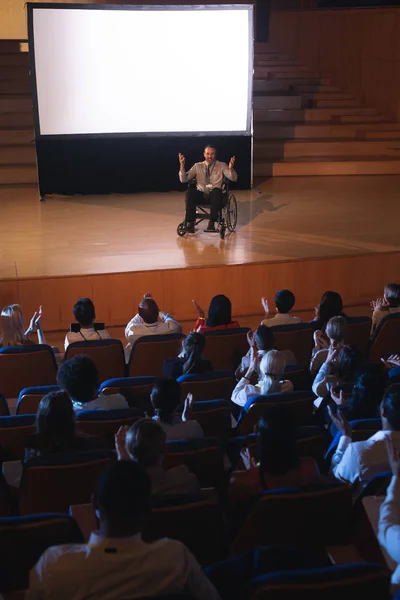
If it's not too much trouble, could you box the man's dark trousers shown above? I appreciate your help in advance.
[185,188,222,223]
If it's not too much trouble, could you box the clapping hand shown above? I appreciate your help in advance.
[143,292,152,299]
[228,156,236,171]
[313,329,329,351]
[192,299,205,319]
[327,405,352,437]
[182,393,194,422]
[370,297,389,312]
[326,345,340,364]
[381,354,400,369]
[247,330,256,349]
[240,447,257,470]
[28,305,43,332]
[115,426,130,461]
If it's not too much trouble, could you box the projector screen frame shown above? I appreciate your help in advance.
[27,2,254,140]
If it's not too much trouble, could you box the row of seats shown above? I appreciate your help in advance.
[0,312,399,400]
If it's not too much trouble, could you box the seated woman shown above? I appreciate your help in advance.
[64,297,111,352]
[24,391,97,462]
[229,406,320,512]
[162,332,212,379]
[310,315,347,378]
[115,419,201,502]
[150,378,204,440]
[235,325,275,382]
[311,291,345,332]
[231,348,293,409]
[192,294,240,333]
[0,303,46,347]
[312,344,364,408]
[370,282,400,335]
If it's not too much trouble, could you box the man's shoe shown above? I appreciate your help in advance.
[186,222,195,234]
[205,220,217,232]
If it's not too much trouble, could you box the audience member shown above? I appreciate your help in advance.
[27,461,220,600]
[193,294,239,333]
[334,363,386,423]
[232,348,293,408]
[57,355,128,411]
[311,291,345,331]
[0,303,46,347]
[64,298,111,351]
[229,407,320,511]
[235,325,275,381]
[312,344,364,407]
[115,419,201,501]
[162,331,212,379]
[24,391,96,462]
[260,289,301,327]
[378,437,400,593]
[329,384,400,492]
[310,315,347,377]
[371,282,400,335]
[150,379,204,440]
[125,293,182,360]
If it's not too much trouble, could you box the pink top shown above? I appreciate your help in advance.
[194,319,240,333]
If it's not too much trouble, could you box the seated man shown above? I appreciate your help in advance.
[27,461,220,600]
[64,297,111,352]
[57,354,129,411]
[328,383,400,494]
[179,145,237,233]
[125,293,181,360]
[261,289,302,328]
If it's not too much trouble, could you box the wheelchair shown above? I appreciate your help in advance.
[177,179,238,240]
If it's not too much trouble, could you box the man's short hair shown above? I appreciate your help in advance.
[255,325,275,352]
[204,144,217,153]
[95,461,151,522]
[57,355,98,404]
[275,289,296,314]
[382,384,400,431]
[126,419,166,468]
[138,298,159,324]
[73,298,95,327]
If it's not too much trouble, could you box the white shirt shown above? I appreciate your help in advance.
[231,377,294,408]
[27,532,220,600]
[311,362,341,407]
[72,391,129,412]
[64,327,111,352]
[125,313,182,359]
[153,415,204,440]
[261,313,302,327]
[148,464,201,500]
[378,475,400,589]
[331,430,400,492]
[179,160,237,192]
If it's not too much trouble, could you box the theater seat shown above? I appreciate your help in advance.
[99,376,157,413]
[16,385,60,415]
[0,394,9,417]
[345,316,372,355]
[0,415,36,461]
[164,438,224,488]
[248,563,389,600]
[177,371,235,403]
[269,323,314,366]
[127,334,185,377]
[369,313,400,363]
[0,514,84,592]
[203,328,251,371]
[191,399,232,439]
[64,339,126,382]
[325,418,382,466]
[238,392,315,436]
[76,408,145,448]
[0,345,57,399]
[19,450,115,515]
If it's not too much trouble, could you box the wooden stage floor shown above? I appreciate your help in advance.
[0,175,399,333]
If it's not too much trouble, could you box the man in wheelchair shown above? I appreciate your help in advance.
[178,145,237,233]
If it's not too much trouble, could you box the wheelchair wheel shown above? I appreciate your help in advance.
[177,222,187,237]
[226,193,237,232]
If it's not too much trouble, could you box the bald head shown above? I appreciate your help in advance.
[138,297,159,324]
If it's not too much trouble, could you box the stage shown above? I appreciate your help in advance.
[0,174,399,334]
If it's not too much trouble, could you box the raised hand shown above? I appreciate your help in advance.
[182,393,194,422]
[261,297,270,316]
[192,299,205,319]
[178,153,185,169]
[371,297,388,312]
[327,405,352,437]
[326,345,340,364]
[228,155,236,170]
[143,292,152,299]
[247,330,256,349]
[381,354,400,369]
[115,425,130,461]
[313,329,329,351]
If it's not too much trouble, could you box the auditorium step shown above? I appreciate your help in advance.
[0,66,29,80]
[254,122,400,140]
[0,164,37,185]
[254,157,400,177]
[0,112,33,127]
[0,144,36,164]
[254,139,400,159]
[0,80,31,94]
[253,95,302,110]
[0,127,34,144]
[0,96,32,113]
[0,53,29,67]
[254,107,381,123]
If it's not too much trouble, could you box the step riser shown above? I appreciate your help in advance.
[254,108,378,123]
[253,124,400,140]
[313,100,360,108]
[255,67,313,78]
[0,42,24,54]
[0,54,29,67]
[253,96,303,110]
[0,146,36,164]
[0,66,29,79]
[270,72,321,80]
[254,161,400,177]
[0,167,37,185]
[0,98,32,113]
[254,53,290,61]
[295,86,340,93]
[254,141,400,159]
[0,113,34,127]
[255,78,330,87]
[0,81,31,94]
[255,60,299,67]
[253,81,291,93]
[0,130,34,144]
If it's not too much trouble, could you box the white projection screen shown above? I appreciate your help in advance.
[30,4,253,137]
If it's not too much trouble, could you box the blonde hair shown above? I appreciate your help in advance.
[0,304,27,347]
[259,350,286,395]
[326,315,347,345]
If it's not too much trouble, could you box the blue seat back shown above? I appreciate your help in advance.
[0,414,36,460]
[345,316,372,354]
[99,376,157,412]
[268,323,314,366]
[164,437,224,488]
[177,370,235,402]
[76,408,145,448]
[16,385,60,415]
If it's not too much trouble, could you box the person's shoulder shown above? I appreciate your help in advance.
[36,543,88,568]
